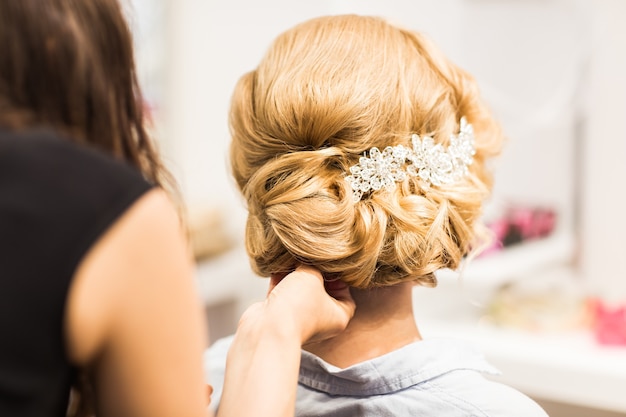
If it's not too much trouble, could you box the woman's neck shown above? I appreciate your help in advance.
[303,282,421,368]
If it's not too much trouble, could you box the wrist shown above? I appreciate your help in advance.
[235,301,305,348]
[220,302,303,417]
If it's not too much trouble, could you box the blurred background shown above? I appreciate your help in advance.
[129,1,626,416]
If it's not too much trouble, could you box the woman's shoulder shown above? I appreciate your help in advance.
[0,126,154,301]
[204,336,549,417]
[0,127,152,232]
[0,127,149,187]
[434,369,549,417]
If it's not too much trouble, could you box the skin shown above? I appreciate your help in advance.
[64,189,356,417]
[218,267,355,417]
[304,281,421,368]
[65,189,208,417]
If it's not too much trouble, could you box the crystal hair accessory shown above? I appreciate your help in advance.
[345,117,476,201]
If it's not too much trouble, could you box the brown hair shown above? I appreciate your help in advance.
[0,1,174,415]
[0,0,170,189]
[230,15,502,288]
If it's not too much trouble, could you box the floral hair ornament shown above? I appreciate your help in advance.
[345,117,476,202]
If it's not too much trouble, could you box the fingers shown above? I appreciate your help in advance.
[269,265,321,295]
[324,278,351,301]
[268,273,284,295]
[323,279,356,325]
[266,265,355,344]
[294,264,323,277]
[271,265,353,306]
[268,269,294,294]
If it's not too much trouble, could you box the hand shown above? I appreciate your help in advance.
[266,265,356,344]
[221,266,353,417]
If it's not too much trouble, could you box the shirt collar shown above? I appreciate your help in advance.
[298,338,500,396]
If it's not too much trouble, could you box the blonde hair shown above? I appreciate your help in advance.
[229,15,502,288]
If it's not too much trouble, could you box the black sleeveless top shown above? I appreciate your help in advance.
[0,128,152,416]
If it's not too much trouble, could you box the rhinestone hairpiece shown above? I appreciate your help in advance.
[345,117,475,202]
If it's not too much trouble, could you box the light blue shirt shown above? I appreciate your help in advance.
[205,335,548,417]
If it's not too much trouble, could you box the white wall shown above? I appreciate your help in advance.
[160,0,625,298]
[164,0,333,236]
[327,0,589,231]
[581,0,626,300]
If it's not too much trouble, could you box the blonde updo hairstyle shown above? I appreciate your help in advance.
[230,15,502,289]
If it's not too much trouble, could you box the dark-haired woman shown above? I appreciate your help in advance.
[0,1,354,416]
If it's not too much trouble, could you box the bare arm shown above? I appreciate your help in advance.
[217,266,356,417]
[65,189,209,417]
[65,189,353,417]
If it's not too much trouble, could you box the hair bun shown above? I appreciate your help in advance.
[230,15,502,288]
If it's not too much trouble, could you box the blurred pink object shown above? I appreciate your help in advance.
[508,206,557,239]
[481,219,507,257]
[479,205,557,258]
[590,298,626,346]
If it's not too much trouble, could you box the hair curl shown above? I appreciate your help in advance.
[230,15,502,289]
